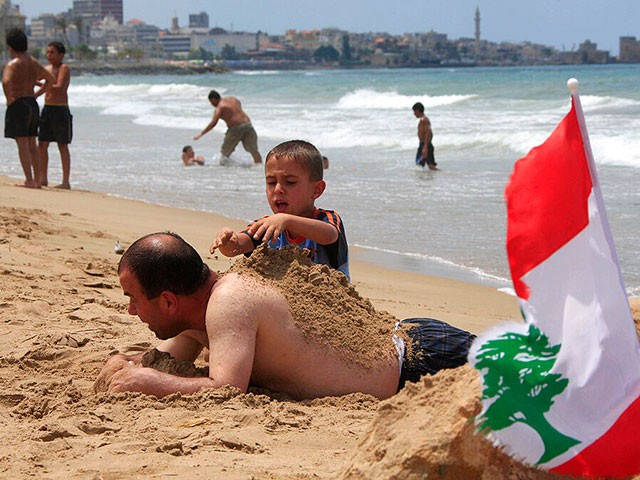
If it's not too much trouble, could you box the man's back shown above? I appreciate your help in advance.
[2,53,41,105]
[206,273,400,400]
[217,96,251,128]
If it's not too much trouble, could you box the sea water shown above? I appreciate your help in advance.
[0,65,638,295]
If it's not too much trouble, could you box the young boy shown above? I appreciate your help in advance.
[181,145,205,166]
[210,140,349,279]
[35,41,72,189]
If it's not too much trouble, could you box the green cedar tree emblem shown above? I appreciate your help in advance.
[475,324,580,464]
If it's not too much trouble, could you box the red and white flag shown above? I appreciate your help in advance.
[469,79,640,477]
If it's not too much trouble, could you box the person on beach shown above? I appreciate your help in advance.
[413,102,437,170]
[181,145,205,166]
[94,232,475,399]
[2,28,55,188]
[193,90,261,165]
[210,140,350,279]
[35,41,72,189]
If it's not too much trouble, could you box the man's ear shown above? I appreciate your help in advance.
[159,291,179,314]
[313,180,326,199]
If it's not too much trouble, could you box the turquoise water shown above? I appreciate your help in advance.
[1,65,638,294]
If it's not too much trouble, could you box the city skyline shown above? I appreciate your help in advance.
[17,0,639,56]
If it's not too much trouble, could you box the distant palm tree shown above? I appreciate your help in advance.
[73,17,84,44]
[55,15,70,47]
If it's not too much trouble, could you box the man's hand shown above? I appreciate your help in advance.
[210,227,241,254]
[108,366,161,394]
[93,354,137,393]
[246,214,289,244]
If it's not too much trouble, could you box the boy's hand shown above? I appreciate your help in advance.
[247,214,289,244]
[210,227,241,254]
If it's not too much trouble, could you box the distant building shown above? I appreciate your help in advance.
[73,0,123,25]
[100,0,123,24]
[158,33,191,55]
[0,0,26,48]
[189,12,209,29]
[30,13,59,47]
[620,36,640,63]
[171,16,179,33]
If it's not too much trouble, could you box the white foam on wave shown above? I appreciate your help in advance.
[590,133,640,168]
[580,94,640,111]
[233,70,280,75]
[336,89,477,110]
[69,82,218,108]
[133,114,204,130]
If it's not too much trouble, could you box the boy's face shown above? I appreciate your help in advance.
[46,46,64,65]
[185,147,194,158]
[265,156,325,217]
[413,109,422,118]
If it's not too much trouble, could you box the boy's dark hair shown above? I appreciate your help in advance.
[48,41,65,55]
[208,90,221,100]
[412,102,424,113]
[118,232,210,299]
[182,145,192,153]
[6,28,27,52]
[266,140,324,182]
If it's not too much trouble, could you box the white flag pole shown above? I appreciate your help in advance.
[567,78,629,301]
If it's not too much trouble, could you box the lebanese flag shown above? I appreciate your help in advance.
[469,82,640,477]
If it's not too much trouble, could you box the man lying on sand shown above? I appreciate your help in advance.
[95,232,474,399]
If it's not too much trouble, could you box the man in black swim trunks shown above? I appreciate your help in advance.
[94,232,475,399]
[35,41,72,189]
[413,102,438,170]
[2,28,55,188]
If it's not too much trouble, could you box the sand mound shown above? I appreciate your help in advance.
[228,244,400,368]
[340,301,640,480]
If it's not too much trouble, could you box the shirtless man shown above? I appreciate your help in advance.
[2,28,55,188]
[35,41,72,189]
[413,102,437,170]
[194,90,262,165]
[95,232,474,399]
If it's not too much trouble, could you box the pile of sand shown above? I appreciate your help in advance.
[228,244,400,368]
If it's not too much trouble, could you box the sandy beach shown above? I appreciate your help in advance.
[1,173,638,479]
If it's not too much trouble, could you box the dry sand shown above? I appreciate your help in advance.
[1,174,638,479]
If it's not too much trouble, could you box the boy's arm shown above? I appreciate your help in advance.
[247,213,339,246]
[210,227,255,257]
[36,60,56,85]
[50,64,70,94]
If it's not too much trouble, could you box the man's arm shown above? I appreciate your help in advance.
[2,61,16,105]
[247,214,339,246]
[103,330,212,397]
[194,108,221,140]
[36,60,56,85]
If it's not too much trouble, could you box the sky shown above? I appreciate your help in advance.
[16,0,640,56]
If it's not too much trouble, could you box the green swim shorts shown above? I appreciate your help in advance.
[221,122,259,156]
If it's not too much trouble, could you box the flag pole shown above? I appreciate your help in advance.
[567,78,628,294]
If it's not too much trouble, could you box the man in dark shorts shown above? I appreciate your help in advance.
[2,28,55,188]
[35,41,72,189]
[413,102,438,170]
[94,232,476,399]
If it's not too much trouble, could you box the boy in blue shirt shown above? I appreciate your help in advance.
[210,140,350,280]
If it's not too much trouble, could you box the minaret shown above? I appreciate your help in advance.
[475,6,480,43]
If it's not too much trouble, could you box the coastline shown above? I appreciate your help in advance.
[0,173,521,330]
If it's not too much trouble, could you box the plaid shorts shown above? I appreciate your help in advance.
[397,318,476,391]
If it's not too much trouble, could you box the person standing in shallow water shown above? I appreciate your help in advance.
[193,90,262,165]
[36,41,73,189]
[2,28,55,188]
[413,102,437,170]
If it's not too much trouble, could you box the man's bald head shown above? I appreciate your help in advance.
[118,232,210,299]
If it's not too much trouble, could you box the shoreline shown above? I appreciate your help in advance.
[0,173,521,331]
